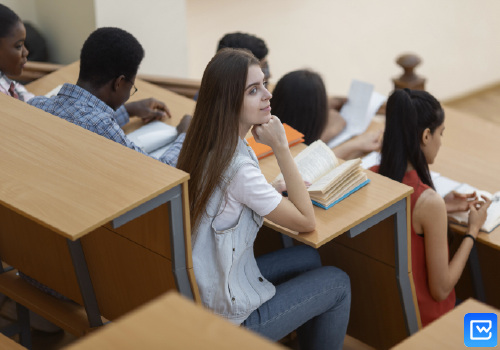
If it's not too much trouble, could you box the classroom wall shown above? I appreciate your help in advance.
[94,0,189,78]
[1,0,39,26]
[185,0,500,100]
[34,0,96,64]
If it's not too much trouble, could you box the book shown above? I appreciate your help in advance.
[127,121,178,156]
[327,80,386,148]
[433,179,500,233]
[273,140,370,210]
[45,85,63,98]
[247,123,304,160]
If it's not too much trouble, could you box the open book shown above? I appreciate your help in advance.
[127,121,178,158]
[273,140,370,209]
[434,178,500,233]
[247,123,304,160]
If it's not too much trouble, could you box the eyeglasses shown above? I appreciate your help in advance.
[131,84,138,96]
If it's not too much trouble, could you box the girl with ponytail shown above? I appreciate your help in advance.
[372,88,491,326]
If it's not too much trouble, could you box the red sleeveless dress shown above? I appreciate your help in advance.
[371,166,455,327]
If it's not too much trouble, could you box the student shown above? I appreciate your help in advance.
[371,88,491,327]
[177,48,351,350]
[29,27,191,167]
[271,69,381,159]
[0,4,34,101]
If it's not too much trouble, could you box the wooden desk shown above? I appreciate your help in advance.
[0,333,25,350]
[0,91,196,337]
[64,291,284,350]
[392,298,499,349]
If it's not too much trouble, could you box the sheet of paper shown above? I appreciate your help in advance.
[328,80,381,148]
[44,85,63,98]
[360,151,381,169]
[433,176,461,197]
[127,121,178,153]
[149,143,174,158]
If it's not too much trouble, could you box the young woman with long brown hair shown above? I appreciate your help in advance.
[177,48,351,349]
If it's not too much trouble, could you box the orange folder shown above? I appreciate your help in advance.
[247,123,305,160]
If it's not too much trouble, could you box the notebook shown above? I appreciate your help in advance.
[247,123,304,160]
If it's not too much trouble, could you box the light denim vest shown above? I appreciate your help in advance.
[192,138,276,325]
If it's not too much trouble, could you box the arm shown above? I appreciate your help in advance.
[114,105,130,128]
[331,130,383,160]
[320,109,346,144]
[253,116,316,232]
[417,190,490,301]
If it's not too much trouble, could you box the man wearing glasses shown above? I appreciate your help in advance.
[29,27,190,167]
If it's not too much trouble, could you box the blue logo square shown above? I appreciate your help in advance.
[464,313,497,347]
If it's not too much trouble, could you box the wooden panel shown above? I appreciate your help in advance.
[0,270,105,338]
[331,216,395,267]
[64,292,284,350]
[0,332,26,350]
[103,203,171,259]
[0,205,83,304]
[81,227,176,320]
[0,94,188,240]
[392,299,499,349]
[318,241,408,350]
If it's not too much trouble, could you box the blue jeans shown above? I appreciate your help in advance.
[243,245,351,350]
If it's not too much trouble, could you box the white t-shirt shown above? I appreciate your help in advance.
[213,163,283,231]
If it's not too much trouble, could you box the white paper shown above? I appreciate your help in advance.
[433,176,461,198]
[328,80,384,149]
[127,121,178,153]
[149,143,174,158]
[44,85,63,98]
[360,151,381,169]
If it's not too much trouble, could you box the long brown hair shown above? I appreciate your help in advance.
[177,48,260,229]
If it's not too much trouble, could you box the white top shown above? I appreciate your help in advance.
[213,163,283,231]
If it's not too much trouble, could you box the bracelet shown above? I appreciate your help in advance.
[464,234,476,245]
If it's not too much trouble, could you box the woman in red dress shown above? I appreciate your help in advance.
[371,88,491,327]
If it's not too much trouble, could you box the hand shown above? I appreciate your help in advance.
[176,114,192,134]
[125,98,172,123]
[444,191,480,213]
[354,129,383,152]
[272,179,311,194]
[251,115,287,150]
[329,96,347,111]
[468,195,492,236]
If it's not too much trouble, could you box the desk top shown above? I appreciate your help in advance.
[391,298,499,349]
[0,93,188,241]
[64,291,283,350]
[26,61,197,133]
[260,143,413,248]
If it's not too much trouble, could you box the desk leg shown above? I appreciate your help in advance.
[168,185,194,300]
[468,244,486,302]
[67,239,103,328]
[16,303,32,350]
[394,200,419,336]
[281,234,294,248]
